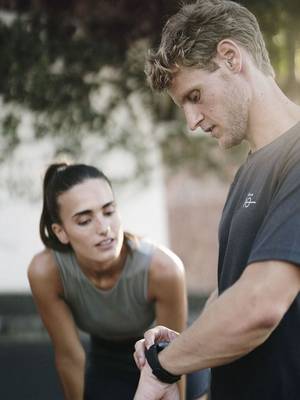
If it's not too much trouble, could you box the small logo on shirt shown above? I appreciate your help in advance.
[243,193,256,208]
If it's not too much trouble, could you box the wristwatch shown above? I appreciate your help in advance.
[145,341,181,384]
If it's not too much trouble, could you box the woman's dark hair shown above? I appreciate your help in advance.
[40,163,113,252]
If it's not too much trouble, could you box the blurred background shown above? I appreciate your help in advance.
[0,0,299,398]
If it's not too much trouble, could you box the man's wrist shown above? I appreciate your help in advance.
[145,342,181,384]
[158,349,178,376]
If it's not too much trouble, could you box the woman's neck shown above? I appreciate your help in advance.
[76,243,128,290]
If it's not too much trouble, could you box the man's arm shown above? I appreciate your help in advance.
[28,251,86,400]
[157,260,300,375]
[134,260,300,399]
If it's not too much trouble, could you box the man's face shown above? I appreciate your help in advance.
[168,65,250,149]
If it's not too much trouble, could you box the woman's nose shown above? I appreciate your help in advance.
[95,218,110,235]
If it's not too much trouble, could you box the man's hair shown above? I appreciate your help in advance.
[146,0,274,91]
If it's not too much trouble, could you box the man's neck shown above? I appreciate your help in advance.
[246,75,300,153]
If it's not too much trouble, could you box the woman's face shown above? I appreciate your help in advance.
[52,178,124,268]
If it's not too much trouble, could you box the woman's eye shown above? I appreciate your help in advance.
[104,207,115,216]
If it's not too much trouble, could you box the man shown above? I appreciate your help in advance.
[133,1,300,399]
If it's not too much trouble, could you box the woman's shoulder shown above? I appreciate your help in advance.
[150,242,185,280]
[127,235,185,280]
[132,236,182,263]
[147,243,186,301]
[29,248,55,272]
[28,248,62,291]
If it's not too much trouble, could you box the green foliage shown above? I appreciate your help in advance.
[0,0,299,184]
[0,113,20,159]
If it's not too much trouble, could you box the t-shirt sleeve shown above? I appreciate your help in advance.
[248,151,300,266]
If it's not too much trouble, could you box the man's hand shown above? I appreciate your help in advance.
[134,325,179,369]
[134,361,179,400]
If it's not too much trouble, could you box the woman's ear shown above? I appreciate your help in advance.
[215,39,242,73]
[52,223,70,245]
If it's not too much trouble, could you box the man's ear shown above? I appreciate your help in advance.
[215,39,242,73]
[52,223,70,245]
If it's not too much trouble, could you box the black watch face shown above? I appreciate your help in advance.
[156,341,170,352]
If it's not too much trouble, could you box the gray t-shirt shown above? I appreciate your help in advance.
[213,122,300,399]
[54,238,155,340]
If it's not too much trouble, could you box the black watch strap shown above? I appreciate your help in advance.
[145,341,181,384]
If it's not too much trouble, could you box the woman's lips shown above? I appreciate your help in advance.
[95,238,115,249]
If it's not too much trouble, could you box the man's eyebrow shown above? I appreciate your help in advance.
[72,201,115,218]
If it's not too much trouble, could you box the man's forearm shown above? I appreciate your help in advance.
[136,261,300,397]
[158,275,280,375]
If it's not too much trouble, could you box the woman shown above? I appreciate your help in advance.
[28,162,209,400]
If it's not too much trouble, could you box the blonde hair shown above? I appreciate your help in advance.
[146,0,274,91]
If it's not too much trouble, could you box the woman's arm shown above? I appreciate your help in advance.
[28,250,85,400]
[147,246,187,399]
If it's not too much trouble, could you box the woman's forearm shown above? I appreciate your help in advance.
[56,353,85,400]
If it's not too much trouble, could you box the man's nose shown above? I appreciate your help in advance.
[184,106,204,131]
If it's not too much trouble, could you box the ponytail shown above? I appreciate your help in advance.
[39,163,69,252]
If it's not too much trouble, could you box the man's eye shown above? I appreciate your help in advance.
[189,91,200,103]
[78,219,91,226]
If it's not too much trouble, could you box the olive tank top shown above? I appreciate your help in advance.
[53,239,155,340]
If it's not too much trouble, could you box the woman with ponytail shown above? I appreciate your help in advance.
[28,162,210,400]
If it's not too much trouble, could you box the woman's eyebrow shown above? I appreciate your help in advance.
[103,201,115,209]
[72,201,115,218]
[72,209,92,218]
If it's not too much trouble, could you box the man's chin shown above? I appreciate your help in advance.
[218,139,231,150]
[218,136,243,150]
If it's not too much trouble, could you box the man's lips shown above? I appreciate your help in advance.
[202,125,219,138]
[202,125,215,133]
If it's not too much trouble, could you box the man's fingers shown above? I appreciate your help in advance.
[134,339,147,369]
[168,329,179,341]
[144,325,179,348]
[144,326,162,348]
[134,326,180,369]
